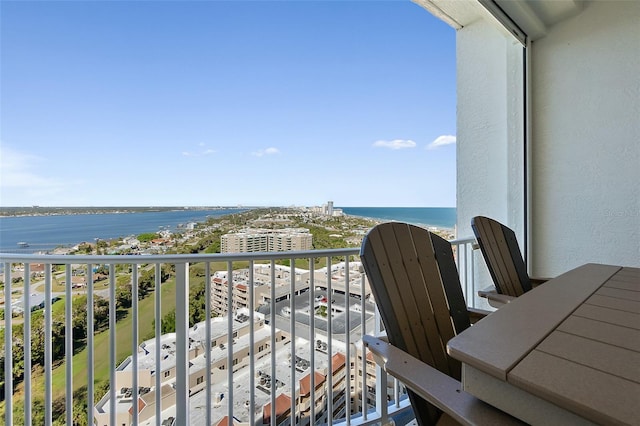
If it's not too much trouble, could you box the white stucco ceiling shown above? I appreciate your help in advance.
[414,0,586,41]
[496,0,584,40]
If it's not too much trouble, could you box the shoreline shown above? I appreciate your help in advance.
[0,206,240,218]
[0,209,247,254]
[342,213,456,235]
[2,208,456,255]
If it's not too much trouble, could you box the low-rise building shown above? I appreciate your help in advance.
[93,310,354,426]
[210,264,311,315]
[93,310,290,426]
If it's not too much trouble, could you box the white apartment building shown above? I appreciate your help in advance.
[221,228,312,253]
[93,310,356,426]
[312,261,372,301]
[210,264,311,314]
[93,311,290,426]
[209,262,371,317]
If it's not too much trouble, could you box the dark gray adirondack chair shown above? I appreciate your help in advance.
[471,216,548,307]
[360,222,519,425]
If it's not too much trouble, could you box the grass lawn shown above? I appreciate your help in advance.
[34,275,111,293]
[2,278,179,420]
[49,278,177,399]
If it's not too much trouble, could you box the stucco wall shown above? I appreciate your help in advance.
[456,16,526,292]
[457,18,527,232]
[530,0,640,274]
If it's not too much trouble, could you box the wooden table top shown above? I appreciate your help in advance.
[447,263,640,425]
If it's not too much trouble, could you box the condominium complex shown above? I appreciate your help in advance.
[209,262,371,317]
[210,264,311,314]
[221,228,312,253]
[93,239,382,426]
[93,311,282,425]
[92,310,361,426]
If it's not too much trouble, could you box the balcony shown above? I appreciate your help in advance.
[1,0,636,424]
[0,239,477,425]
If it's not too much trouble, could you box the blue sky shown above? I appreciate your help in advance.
[0,0,456,208]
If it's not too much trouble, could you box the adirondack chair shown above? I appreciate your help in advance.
[471,216,549,307]
[360,222,519,425]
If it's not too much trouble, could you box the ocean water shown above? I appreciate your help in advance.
[0,209,245,253]
[0,207,456,254]
[341,207,456,229]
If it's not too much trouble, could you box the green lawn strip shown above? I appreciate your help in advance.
[51,296,66,316]
[34,276,110,293]
[50,279,177,399]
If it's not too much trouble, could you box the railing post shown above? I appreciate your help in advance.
[87,265,95,424]
[374,307,388,423]
[205,261,212,426]
[175,262,190,424]
[65,266,73,425]
[109,264,117,426]
[23,264,32,426]
[131,264,139,425]
[4,262,13,426]
[154,263,163,425]
[44,264,53,426]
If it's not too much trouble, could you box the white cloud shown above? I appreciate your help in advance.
[427,135,456,150]
[182,146,216,157]
[0,144,72,204]
[252,147,280,157]
[372,139,416,150]
[0,145,61,188]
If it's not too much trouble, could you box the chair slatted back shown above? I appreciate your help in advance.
[471,216,532,296]
[360,222,471,426]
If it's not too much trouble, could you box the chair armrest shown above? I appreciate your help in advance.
[363,335,523,426]
[477,287,516,307]
[467,308,491,324]
[530,277,550,287]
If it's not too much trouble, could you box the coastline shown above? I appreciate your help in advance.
[0,206,240,218]
[341,213,456,239]
[0,208,247,253]
[2,207,457,254]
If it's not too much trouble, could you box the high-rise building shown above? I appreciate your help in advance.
[221,229,312,253]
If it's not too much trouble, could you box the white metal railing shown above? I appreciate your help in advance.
[1,239,478,426]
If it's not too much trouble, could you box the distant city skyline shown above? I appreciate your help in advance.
[0,1,456,208]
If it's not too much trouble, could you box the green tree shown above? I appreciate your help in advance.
[76,243,93,254]
[95,239,108,254]
[115,283,132,309]
[160,309,176,334]
[71,298,88,340]
[94,265,109,275]
[137,232,158,242]
[189,282,207,326]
